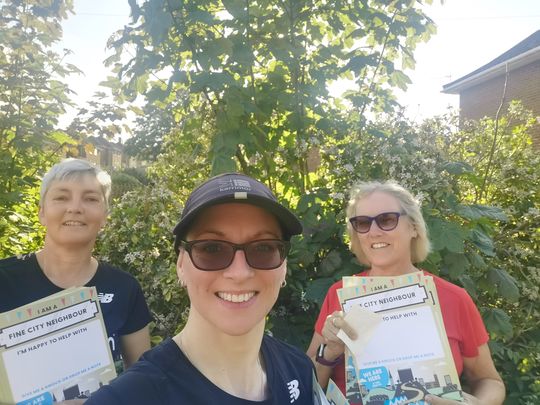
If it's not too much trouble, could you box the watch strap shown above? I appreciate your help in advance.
[315,344,342,367]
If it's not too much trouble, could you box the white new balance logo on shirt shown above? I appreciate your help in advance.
[287,379,300,403]
[98,293,114,303]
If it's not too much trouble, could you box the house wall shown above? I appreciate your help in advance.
[112,152,122,169]
[459,59,540,148]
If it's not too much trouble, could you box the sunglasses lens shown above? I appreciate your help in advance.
[376,213,400,230]
[351,217,372,233]
[190,241,233,270]
[186,240,288,271]
[245,240,286,269]
[350,212,401,233]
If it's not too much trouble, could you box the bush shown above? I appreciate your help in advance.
[96,183,189,341]
[110,172,143,201]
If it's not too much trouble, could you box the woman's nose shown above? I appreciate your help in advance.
[223,250,254,280]
[66,197,83,213]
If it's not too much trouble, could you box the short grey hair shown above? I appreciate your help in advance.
[40,158,112,209]
[346,180,431,265]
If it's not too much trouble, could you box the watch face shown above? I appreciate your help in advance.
[317,344,326,358]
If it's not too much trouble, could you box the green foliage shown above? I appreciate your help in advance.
[0,0,78,259]
[110,171,143,201]
[123,103,176,161]
[118,167,150,185]
[95,184,189,340]
[65,94,130,142]
[463,109,539,404]
[0,186,44,258]
[428,106,540,403]
[106,0,435,179]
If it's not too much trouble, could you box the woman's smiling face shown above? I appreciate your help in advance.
[39,174,107,248]
[351,191,417,273]
[177,203,286,336]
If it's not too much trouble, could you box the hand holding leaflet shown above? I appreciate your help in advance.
[336,305,382,358]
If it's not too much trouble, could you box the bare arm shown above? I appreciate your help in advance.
[426,344,505,404]
[307,331,334,389]
[120,325,151,369]
[306,311,357,389]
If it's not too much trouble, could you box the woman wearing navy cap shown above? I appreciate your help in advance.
[87,173,320,405]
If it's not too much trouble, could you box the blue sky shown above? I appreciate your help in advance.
[58,0,540,126]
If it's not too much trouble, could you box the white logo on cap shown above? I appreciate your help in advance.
[218,179,252,192]
[233,179,250,188]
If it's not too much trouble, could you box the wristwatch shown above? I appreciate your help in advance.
[315,344,342,367]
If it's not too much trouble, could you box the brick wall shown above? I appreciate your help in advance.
[459,59,540,148]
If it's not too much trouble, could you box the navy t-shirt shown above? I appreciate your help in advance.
[0,253,152,362]
[86,335,316,404]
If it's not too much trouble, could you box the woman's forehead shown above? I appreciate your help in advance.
[356,191,401,212]
[188,203,282,236]
[47,174,102,193]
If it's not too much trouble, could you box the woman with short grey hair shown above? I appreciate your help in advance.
[0,158,151,390]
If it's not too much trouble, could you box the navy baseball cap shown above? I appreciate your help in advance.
[173,173,302,251]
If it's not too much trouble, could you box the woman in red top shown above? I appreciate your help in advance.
[306,180,505,404]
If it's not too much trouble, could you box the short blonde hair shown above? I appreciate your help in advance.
[40,158,112,209]
[346,181,430,265]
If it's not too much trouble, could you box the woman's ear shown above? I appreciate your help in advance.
[38,204,46,226]
[176,250,185,278]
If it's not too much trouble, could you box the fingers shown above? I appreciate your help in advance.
[323,311,357,341]
[425,395,452,404]
[334,316,357,340]
[425,394,472,404]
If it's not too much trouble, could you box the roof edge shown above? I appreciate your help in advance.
[442,46,540,94]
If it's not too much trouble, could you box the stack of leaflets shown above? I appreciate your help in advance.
[0,287,116,405]
[336,272,462,405]
[326,379,350,405]
[313,374,349,405]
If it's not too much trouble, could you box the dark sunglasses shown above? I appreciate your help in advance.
[180,239,290,271]
[349,212,405,233]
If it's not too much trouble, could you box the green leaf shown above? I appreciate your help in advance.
[232,42,253,65]
[443,162,474,175]
[487,268,519,302]
[428,218,465,253]
[442,252,469,278]
[315,118,332,132]
[225,98,245,120]
[482,307,513,338]
[305,277,337,304]
[222,0,245,18]
[211,154,236,175]
[389,70,411,91]
[466,251,487,270]
[458,274,478,299]
[188,9,215,24]
[170,70,188,84]
[343,54,377,73]
[457,204,508,222]
[147,6,172,44]
[319,250,342,276]
[205,38,234,66]
[470,228,495,257]
[49,131,76,146]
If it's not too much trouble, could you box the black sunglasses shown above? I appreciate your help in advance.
[180,239,290,271]
[349,212,405,233]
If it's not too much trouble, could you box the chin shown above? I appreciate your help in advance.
[218,318,266,337]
